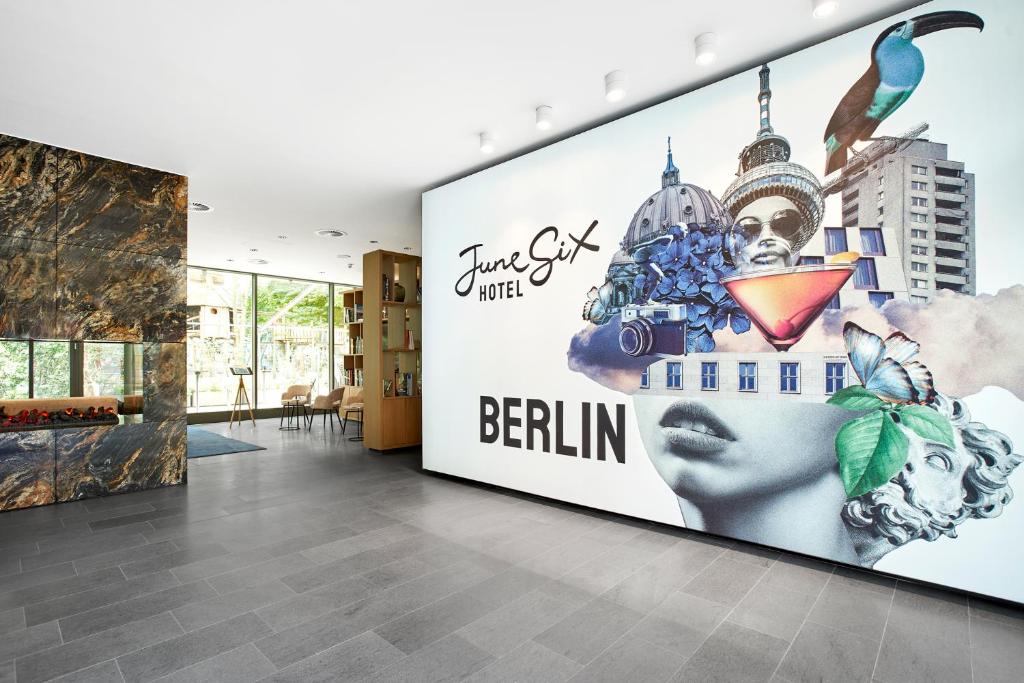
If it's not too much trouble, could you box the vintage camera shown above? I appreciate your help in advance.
[618,304,688,357]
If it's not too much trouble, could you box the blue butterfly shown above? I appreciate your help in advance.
[843,322,935,404]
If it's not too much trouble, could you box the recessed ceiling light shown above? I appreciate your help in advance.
[318,271,325,275]
[604,70,627,102]
[188,201,213,213]
[403,246,413,251]
[249,248,259,252]
[694,33,717,66]
[277,235,288,240]
[479,132,495,154]
[369,240,379,244]
[535,105,553,131]
[337,254,351,259]
[226,258,235,262]
[248,258,268,265]
[315,229,347,238]
[811,0,839,18]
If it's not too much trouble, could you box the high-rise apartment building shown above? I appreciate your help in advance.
[836,139,976,301]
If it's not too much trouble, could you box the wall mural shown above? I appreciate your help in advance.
[423,1,1024,603]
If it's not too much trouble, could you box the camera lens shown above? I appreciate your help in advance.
[619,319,654,357]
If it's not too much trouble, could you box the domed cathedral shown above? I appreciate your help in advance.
[721,64,824,253]
[620,138,732,252]
[583,139,733,325]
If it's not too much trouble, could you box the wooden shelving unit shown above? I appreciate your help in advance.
[363,250,421,450]
[338,288,365,388]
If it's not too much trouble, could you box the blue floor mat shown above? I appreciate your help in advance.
[187,426,266,458]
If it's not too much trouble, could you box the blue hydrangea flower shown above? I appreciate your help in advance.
[630,223,750,352]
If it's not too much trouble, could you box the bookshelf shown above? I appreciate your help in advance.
[363,250,421,450]
[338,288,365,388]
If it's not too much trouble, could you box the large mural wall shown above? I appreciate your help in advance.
[423,1,1024,604]
[0,133,187,510]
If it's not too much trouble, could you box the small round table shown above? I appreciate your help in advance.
[280,399,309,431]
[341,404,364,442]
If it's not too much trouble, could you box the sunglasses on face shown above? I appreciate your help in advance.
[733,208,802,244]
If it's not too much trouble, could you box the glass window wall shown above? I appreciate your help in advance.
[187,268,254,412]
[256,276,329,407]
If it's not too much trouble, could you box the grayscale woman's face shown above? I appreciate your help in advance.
[732,196,801,271]
[900,426,970,520]
[633,395,849,502]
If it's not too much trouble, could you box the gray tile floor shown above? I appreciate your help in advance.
[1,418,1022,682]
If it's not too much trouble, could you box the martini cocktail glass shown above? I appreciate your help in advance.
[722,263,856,351]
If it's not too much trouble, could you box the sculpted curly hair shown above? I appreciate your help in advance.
[842,393,1022,549]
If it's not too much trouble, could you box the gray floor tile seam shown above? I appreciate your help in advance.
[663,553,800,681]
[966,596,976,683]
[866,581,898,682]
[177,643,276,683]
[17,569,186,633]
[263,559,505,664]
[11,612,187,683]
[764,563,847,682]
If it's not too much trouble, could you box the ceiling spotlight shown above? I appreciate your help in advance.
[535,105,553,131]
[315,229,347,238]
[249,248,259,252]
[226,258,235,263]
[369,240,379,244]
[811,0,839,18]
[694,33,717,66]
[604,70,627,102]
[188,201,212,213]
[403,246,413,251]
[336,254,351,259]
[247,258,268,265]
[479,132,495,154]
[277,235,288,240]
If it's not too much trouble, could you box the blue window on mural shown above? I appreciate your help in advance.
[826,293,841,310]
[853,257,879,289]
[799,255,825,266]
[868,291,894,308]
[780,362,799,393]
[860,228,886,255]
[640,367,649,388]
[825,228,848,255]
[739,362,757,392]
[701,362,718,390]
[826,362,846,394]
[666,362,682,389]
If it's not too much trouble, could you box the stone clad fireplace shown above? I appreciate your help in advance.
[0,133,187,512]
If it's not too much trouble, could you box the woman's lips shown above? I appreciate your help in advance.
[658,400,736,455]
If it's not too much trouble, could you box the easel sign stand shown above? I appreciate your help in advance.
[228,367,255,427]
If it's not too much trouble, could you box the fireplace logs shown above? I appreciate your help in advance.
[0,405,118,431]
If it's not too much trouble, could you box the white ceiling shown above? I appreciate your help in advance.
[0,0,924,284]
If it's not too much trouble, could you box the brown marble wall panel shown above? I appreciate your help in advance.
[0,431,55,511]
[0,234,57,338]
[56,150,186,260]
[0,134,57,241]
[143,342,186,422]
[54,243,186,342]
[55,418,186,502]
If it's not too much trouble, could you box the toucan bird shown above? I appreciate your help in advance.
[823,10,983,176]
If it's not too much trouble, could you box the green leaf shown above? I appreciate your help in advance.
[835,411,910,498]
[896,404,956,449]
[826,385,886,411]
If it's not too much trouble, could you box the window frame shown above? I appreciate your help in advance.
[639,367,649,389]
[825,362,847,395]
[860,228,886,256]
[824,228,848,255]
[700,362,718,391]
[738,362,758,393]
[779,362,800,394]
[666,362,683,390]
[853,257,879,290]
